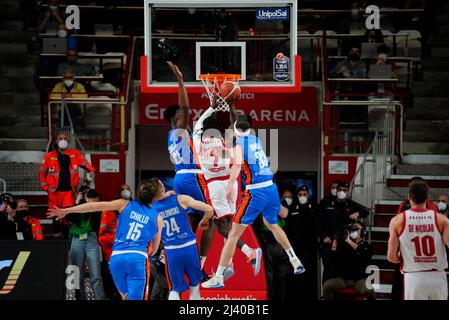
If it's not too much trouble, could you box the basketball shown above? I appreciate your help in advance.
[219,81,241,102]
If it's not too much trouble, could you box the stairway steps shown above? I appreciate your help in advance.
[422,59,449,70]
[0,126,47,139]
[0,139,47,151]
[0,78,38,93]
[0,0,21,10]
[0,115,42,127]
[0,94,40,106]
[0,30,33,42]
[431,47,449,58]
[413,81,449,97]
[373,213,395,228]
[0,53,37,66]
[0,20,24,31]
[423,71,449,82]
[404,119,449,132]
[403,142,449,155]
[0,42,27,54]
[0,65,35,78]
[396,164,449,176]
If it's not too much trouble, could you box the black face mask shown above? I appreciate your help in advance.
[16,210,29,219]
[349,53,360,61]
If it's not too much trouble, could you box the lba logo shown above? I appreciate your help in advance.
[256,8,289,20]
[0,252,30,295]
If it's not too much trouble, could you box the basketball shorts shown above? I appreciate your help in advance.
[109,252,149,300]
[164,242,203,293]
[403,270,448,300]
[173,172,210,213]
[234,183,280,225]
[207,179,237,219]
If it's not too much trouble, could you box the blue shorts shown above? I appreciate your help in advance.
[109,253,149,300]
[234,183,280,225]
[174,172,209,213]
[165,243,203,293]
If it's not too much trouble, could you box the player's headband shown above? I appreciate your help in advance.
[233,121,250,137]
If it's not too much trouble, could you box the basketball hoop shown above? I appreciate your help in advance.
[199,74,241,112]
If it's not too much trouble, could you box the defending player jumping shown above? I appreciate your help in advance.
[47,180,164,300]
[202,117,305,289]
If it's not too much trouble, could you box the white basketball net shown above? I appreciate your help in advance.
[200,74,240,112]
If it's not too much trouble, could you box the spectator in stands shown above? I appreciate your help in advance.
[16,199,43,240]
[330,46,366,78]
[285,185,318,300]
[255,190,291,301]
[368,45,398,79]
[39,132,95,239]
[339,1,365,34]
[363,29,385,44]
[37,0,65,33]
[67,189,106,300]
[98,201,119,300]
[437,194,449,216]
[317,180,340,282]
[119,184,133,200]
[3,201,37,241]
[50,70,88,100]
[57,49,96,77]
[322,221,375,300]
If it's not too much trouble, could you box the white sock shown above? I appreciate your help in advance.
[189,285,201,300]
[168,291,180,300]
[286,247,301,263]
[241,244,253,259]
[200,256,207,269]
[216,265,226,278]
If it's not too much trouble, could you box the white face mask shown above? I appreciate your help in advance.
[337,191,347,200]
[350,231,359,240]
[64,79,74,87]
[57,29,67,38]
[58,139,68,150]
[378,53,388,60]
[188,8,196,15]
[438,201,447,212]
[284,197,293,206]
[351,8,360,16]
[120,189,131,200]
[298,196,308,205]
[331,188,337,196]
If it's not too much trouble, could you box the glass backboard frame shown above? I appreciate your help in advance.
[141,0,300,93]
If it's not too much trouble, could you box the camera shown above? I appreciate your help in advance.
[1,193,13,205]
[157,38,179,63]
[336,221,367,241]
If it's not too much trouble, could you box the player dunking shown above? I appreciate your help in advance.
[202,117,305,289]
[164,62,215,274]
[193,101,262,278]
[150,178,214,300]
[47,180,164,300]
[388,180,449,300]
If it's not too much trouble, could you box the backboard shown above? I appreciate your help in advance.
[141,0,301,93]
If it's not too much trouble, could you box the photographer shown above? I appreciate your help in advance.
[16,199,43,240]
[66,188,105,300]
[0,195,19,240]
[322,221,375,300]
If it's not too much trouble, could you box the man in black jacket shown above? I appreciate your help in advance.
[322,221,375,300]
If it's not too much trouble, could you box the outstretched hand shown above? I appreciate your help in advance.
[47,206,68,221]
[167,61,183,82]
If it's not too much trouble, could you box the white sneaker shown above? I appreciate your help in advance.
[201,275,224,289]
[223,267,235,281]
[248,248,262,276]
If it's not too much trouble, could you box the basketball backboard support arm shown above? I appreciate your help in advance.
[142,0,300,93]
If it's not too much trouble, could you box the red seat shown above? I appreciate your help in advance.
[334,287,367,300]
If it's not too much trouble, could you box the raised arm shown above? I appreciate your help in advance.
[192,106,216,153]
[177,195,214,230]
[229,102,238,125]
[47,199,128,220]
[167,61,189,129]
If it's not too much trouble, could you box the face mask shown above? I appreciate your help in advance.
[64,79,74,87]
[349,53,360,61]
[337,191,347,200]
[378,53,388,60]
[331,188,337,196]
[283,197,293,206]
[188,8,196,15]
[57,29,67,38]
[120,189,131,200]
[298,196,308,205]
[350,230,359,240]
[438,201,447,212]
[351,8,360,16]
[49,5,58,10]
[58,139,68,150]
[16,210,29,219]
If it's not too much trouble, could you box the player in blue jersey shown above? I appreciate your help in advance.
[47,180,164,300]
[148,178,214,300]
[164,62,215,274]
[202,117,305,289]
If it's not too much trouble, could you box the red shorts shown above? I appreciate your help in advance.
[48,191,75,209]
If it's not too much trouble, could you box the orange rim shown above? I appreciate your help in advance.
[199,74,241,83]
